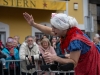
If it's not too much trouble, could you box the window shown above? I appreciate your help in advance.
[35,32,51,40]
[89,0,100,4]
[35,32,44,39]
[97,5,100,24]
[0,32,6,45]
[0,34,1,40]
[97,5,100,16]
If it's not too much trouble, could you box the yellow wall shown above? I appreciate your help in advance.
[0,6,55,43]
[0,0,84,43]
[56,0,83,24]
[68,0,83,24]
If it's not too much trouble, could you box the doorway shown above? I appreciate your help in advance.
[0,22,9,45]
[0,32,6,45]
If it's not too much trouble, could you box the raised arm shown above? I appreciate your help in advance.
[23,12,54,35]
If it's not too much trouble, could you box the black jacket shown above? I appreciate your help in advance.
[0,52,6,59]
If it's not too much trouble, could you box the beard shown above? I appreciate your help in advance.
[28,45,33,48]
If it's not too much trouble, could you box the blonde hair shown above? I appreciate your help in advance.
[40,38,51,47]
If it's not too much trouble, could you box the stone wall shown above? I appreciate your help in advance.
[89,3,97,39]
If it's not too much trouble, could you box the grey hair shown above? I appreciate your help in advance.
[25,35,35,41]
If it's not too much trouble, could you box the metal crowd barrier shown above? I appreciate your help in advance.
[1,60,74,75]
[37,70,74,75]
[2,60,22,75]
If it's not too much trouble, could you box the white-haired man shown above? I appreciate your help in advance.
[19,35,40,75]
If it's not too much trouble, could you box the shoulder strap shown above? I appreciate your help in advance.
[25,56,28,65]
[25,55,32,65]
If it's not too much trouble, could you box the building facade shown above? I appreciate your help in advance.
[0,0,85,44]
[88,0,100,39]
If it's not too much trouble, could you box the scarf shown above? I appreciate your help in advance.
[39,45,51,53]
[60,27,83,54]
[0,40,2,47]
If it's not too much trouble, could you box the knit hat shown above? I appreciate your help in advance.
[7,37,13,43]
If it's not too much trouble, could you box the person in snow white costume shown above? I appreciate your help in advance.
[23,12,100,75]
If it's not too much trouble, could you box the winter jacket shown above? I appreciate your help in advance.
[2,48,19,68]
[19,42,40,73]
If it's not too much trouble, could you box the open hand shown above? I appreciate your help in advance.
[23,12,35,26]
[10,48,14,56]
[52,42,56,48]
[29,57,32,63]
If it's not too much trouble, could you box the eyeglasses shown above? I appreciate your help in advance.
[27,40,33,42]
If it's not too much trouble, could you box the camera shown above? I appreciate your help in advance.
[39,54,74,71]
[26,64,35,70]
[25,55,36,70]
[39,53,58,71]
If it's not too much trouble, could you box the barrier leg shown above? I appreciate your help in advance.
[0,60,3,75]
